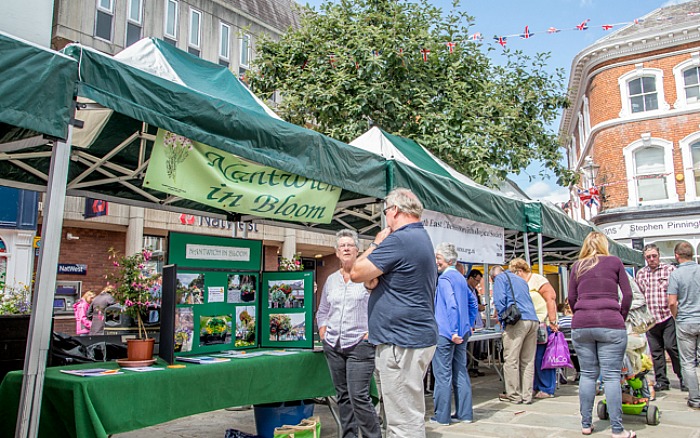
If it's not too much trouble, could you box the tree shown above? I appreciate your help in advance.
[249,0,575,187]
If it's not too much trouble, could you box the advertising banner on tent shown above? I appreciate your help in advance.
[422,210,505,265]
[144,130,341,224]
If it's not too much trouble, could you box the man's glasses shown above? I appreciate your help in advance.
[337,243,356,249]
[383,205,396,215]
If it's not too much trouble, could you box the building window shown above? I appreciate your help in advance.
[125,0,143,47]
[143,236,165,275]
[623,137,677,206]
[628,77,658,113]
[0,237,7,290]
[680,132,700,201]
[219,23,231,63]
[94,0,114,42]
[240,34,251,68]
[672,53,700,109]
[618,67,668,118]
[164,0,179,40]
[188,8,201,55]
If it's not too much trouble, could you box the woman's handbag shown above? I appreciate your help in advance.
[501,273,522,326]
[541,332,574,369]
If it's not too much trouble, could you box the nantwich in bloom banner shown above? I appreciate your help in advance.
[144,130,341,223]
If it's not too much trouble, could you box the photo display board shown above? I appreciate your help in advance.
[260,271,314,349]
[160,233,263,363]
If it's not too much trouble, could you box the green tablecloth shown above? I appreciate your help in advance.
[0,351,335,438]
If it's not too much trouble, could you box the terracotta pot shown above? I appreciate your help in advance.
[126,338,155,361]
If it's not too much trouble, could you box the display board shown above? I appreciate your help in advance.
[260,271,314,349]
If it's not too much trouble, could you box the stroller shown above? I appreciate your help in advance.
[596,334,660,426]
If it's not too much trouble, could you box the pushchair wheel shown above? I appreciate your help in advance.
[646,404,660,425]
[597,400,609,420]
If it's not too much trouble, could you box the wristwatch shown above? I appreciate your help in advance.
[369,242,379,248]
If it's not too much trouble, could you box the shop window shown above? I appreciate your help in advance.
[623,137,677,206]
[680,133,700,201]
[652,239,690,266]
[95,0,114,42]
[143,236,165,275]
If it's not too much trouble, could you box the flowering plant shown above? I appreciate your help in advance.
[278,253,303,271]
[163,131,193,183]
[106,248,158,339]
[0,272,32,315]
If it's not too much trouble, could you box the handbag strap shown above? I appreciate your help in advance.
[504,272,519,309]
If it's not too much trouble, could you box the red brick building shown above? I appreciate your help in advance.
[560,1,700,264]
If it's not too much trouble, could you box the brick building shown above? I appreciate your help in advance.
[560,0,700,264]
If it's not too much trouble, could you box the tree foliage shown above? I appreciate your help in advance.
[249,0,575,187]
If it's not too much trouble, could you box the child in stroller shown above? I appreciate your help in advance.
[596,333,660,426]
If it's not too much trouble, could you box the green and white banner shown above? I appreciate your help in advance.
[144,129,341,224]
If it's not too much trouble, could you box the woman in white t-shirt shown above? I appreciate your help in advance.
[510,258,559,399]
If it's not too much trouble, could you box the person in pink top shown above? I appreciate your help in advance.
[73,290,96,335]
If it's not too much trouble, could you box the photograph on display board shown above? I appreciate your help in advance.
[269,313,306,341]
[176,273,205,305]
[235,306,256,347]
[267,279,305,309]
[174,307,194,353]
[199,314,232,346]
[227,274,257,303]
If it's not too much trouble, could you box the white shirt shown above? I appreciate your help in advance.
[316,270,370,349]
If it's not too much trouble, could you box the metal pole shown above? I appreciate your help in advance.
[16,126,73,438]
[560,265,569,300]
[483,263,491,329]
[537,233,544,276]
[522,233,530,265]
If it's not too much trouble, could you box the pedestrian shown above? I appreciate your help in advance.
[568,231,634,438]
[466,269,486,378]
[666,241,700,409]
[351,187,437,438]
[430,243,478,425]
[510,258,559,399]
[316,229,381,438]
[73,290,95,335]
[636,243,685,391]
[490,265,539,405]
[88,286,116,335]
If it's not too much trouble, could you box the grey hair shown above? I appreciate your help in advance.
[335,229,360,249]
[385,187,423,218]
[489,265,504,279]
[435,242,458,265]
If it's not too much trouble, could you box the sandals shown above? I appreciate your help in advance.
[534,391,554,399]
[582,426,594,435]
[611,431,636,438]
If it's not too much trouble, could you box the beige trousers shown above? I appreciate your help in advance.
[502,319,539,403]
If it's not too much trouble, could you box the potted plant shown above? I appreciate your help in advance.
[106,248,158,361]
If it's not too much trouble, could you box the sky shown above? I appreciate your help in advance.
[299,0,694,203]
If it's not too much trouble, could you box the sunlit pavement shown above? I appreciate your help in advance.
[115,368,699,437]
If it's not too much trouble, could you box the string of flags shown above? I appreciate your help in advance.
[569,171,673,209]
[296,11,700,70]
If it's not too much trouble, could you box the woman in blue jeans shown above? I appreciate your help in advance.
[568,232,634,438]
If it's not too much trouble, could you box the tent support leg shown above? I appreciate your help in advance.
[522,233,530,265]
[537,233,544,276]
[15,127,73,438]
[483,263,491,329]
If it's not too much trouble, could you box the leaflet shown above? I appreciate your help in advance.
[60,368,123,377]
[175,356,231,364]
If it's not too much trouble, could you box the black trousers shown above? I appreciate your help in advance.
[646,317,682,387]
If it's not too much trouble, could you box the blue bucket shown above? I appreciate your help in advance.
[253,400,315,438]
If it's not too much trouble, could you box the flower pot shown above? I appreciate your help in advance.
[127,338,155,361]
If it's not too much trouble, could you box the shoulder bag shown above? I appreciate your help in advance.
[501,273,522,326]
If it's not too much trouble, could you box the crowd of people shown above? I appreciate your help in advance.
[316,187,700,438]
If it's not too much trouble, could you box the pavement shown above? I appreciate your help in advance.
[115,369,700,438]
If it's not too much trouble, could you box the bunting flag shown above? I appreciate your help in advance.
[576,19,590,30]
[84,198,108,218]
[547,27,560,34]
[578,187,600,207]
[446,41,456,53]
[470,32,483,40]
[520,26,533,39]
[372,49,381,57]
[328,54,336,67]
[420,48,430,61]
[602,24,614,31]
[495,36,507,47]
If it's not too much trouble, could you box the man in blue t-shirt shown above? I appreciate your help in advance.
[351,187,437,438]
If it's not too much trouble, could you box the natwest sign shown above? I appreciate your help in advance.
[602,217,700,239]
[178,214,259,233]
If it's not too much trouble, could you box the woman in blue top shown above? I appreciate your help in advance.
[430,242,478,425]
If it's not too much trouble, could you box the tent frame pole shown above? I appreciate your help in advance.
[522,233,530,265]
[537,233,544,276]
[15,126,73,438]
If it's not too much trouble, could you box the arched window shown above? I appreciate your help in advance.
[618,67,669,118]
[673,53,700,110]
[680,133,700,201]
[623,137,677,206]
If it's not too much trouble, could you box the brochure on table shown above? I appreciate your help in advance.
[159,232,314,364]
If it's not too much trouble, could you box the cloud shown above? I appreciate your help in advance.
[525,181,570,204]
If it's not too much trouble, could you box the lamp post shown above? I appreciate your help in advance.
[581,156,600,218]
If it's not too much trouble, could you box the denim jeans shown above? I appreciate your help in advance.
[676,322,700,404]
[323,340,381,438]
[431,335,473,424]
[572,328,627,434]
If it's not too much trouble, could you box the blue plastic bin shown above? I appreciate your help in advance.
[253,400,315,438]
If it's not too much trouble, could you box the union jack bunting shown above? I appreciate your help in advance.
[578,187,600,207]
[445,41,456,53]
[494,36,507,47]
[576,19,590,30]
[520,26,533,39]
[420,48,430,61]
[547,27,560,34]
[470,32,483,41]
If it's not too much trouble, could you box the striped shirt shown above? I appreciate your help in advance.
[635,263,676,324]
[316,270,370,349]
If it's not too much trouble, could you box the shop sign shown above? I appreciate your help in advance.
[422,210,505,265]
[57,263,87,275]
[145,129,341,224]
[602,217,700,239]
[178,214,259,233]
